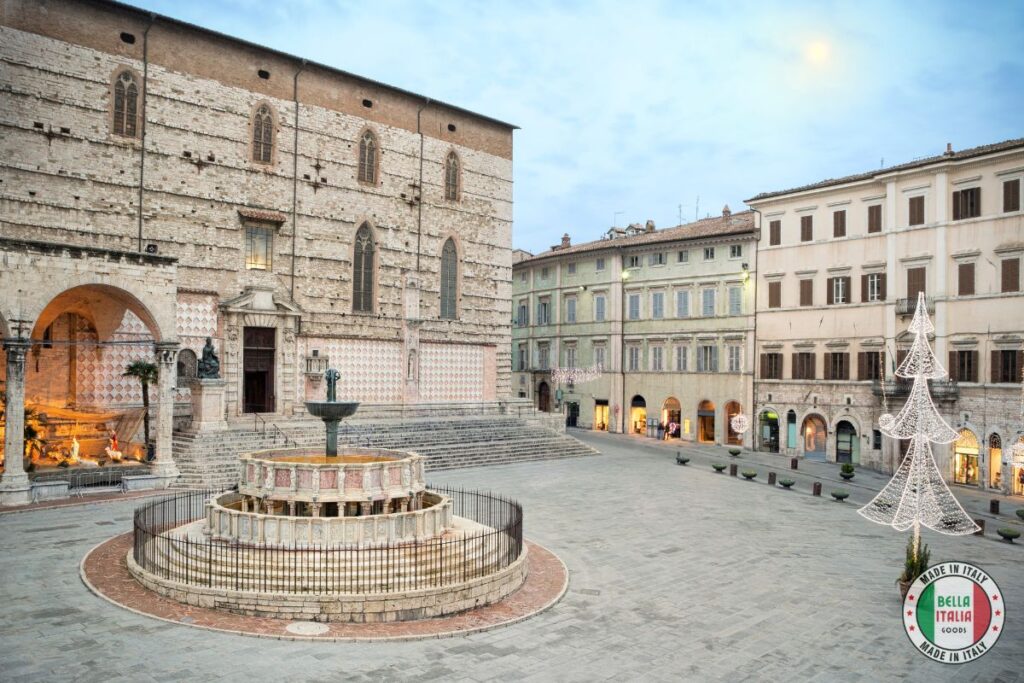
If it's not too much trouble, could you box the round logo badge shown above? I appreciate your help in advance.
[903,561,1005,663]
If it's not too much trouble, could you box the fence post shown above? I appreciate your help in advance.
[812,482,822,496]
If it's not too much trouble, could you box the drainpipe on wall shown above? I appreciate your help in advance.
[136,13,155,252]
[290,59,307,305]
[415,99,430,274]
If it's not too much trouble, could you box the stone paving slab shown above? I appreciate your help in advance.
[1,438,1022,681]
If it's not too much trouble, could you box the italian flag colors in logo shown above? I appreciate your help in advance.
[904,562,1005,664]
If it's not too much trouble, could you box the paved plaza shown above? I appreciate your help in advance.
[2,435,1022,682]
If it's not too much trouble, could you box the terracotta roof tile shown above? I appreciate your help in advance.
[238,208,288,223]
[517,211,756,265]
[746,138,1024,202]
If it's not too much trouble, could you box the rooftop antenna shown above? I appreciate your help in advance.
[695,195,700,222]
[613,211,623,227]
[678,204,683,225]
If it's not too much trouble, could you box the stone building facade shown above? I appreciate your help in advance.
[0,0,514,503]
[747,139,1024,497]
[511,209,757,447]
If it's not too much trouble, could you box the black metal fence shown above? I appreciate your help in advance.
[132,486,523,595]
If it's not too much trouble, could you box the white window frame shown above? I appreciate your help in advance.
[676,290,690,318]
[567,262,577,275]
[594,294,607,322]
[651,291,665,319]
[628,293,641,320]
[867,273,882,302]
[703,246,715,261]
[833,277,847,304]
[678,250,689,263]
[728,345,742,373]
[596,257,606,271]
[628,346,640,372]
[728,286,742,316]
[594,344,606,370]
[702,288,716,317]
[651,346,664,371]
[675,345,688,371]
[565,297,577,324]
[729,244,742,259]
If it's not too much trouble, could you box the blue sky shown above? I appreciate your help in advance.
[126,0,1024,254]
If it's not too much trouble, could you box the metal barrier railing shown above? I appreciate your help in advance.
[132,486,524,595]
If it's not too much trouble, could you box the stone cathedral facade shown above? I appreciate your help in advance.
[0,0,515,427]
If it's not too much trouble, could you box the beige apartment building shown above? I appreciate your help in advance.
[512,209,757,446]
[747,139,1024,497]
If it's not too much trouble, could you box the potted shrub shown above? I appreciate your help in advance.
[1017,509,1024,521]
[712,463,727,473]
[839,463,855,480]
[898,537,930,599]
[778,479,795,489]
[675,453,690,466]
[741,470,757,480]
[831,489,850,501]
[997,528,1021,543]
[728,447,742,457]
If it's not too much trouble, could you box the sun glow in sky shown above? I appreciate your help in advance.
[124,0,1024,254]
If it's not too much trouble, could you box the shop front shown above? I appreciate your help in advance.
[953,429,979,486]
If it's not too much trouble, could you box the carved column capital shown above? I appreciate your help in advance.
[2,338,31,362]
[155,341,180,366]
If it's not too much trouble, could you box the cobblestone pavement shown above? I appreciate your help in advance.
[2,436,1022,682]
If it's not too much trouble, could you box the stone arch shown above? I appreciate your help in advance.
[697,399,715,444]
[835,419,859,465]
[757,405,782,453]
[29,283,169,343]
[724,400,742,445]
[177,348,198,387]
[439,235,460,320]
[351,221,378,314]
[952,427,981,486]
[800,412,828,460]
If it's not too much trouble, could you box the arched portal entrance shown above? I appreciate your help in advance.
[802,414,827,460]
[724,401,742,445]
[988,433,1002,489]
[759,410,779,453]
[662,397,681,439]
[953,429,979,486]
[836,420,859,465]
[630,395,647,435]
[537,382,551,413]
[1013,436,1024,496]
[697,400,716,444]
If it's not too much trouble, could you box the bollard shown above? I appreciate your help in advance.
[790,457,799,470]
[729,463,738,477]
[812,482,822,496]
[768,472,777,486]
[974,519,985,536]
[990,499,1000,515]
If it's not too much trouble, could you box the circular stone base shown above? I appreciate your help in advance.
[80,533,568,641]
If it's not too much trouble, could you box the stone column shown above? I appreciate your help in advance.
[152,343,180,486]
[1,339,32,506]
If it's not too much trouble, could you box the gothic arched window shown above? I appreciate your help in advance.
[353,223,375,313]
[113,70,139,137]
[444,151,460,201]
[358,130,378,183]
[440,238,458,319]
[252,104,274,163]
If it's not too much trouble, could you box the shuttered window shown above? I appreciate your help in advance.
[861,273,885,302]
[958,262,975,296]
[823,352,849,380]
[949,350,978,383]
[769,220,781,246]
[908,196,925,226]
[799,279,813,307]
[792,352,815,380]
[760,353,782,379]
[857,351,884,380]
[768,281,781,308]
[826,276,851,305]
[906,267,926,299]
[352,223,375,312]
[1002,258,1020,293]
[439,238,458,319]
[867,204,882,233]
[952,187,981,220]
[800,215,813,242]
[833,210,846,238]
[358,130,378,183]
[1004,179,1021,213]
[992,350,1023,383]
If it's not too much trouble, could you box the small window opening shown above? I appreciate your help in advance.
[257,69,270,80]
[120,32,136,44]
[362,99,373,108]
[447,123,456,132]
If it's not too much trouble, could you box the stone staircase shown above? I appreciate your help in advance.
[171,414,597,490]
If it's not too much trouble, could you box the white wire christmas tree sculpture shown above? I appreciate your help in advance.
[858,293,979,553]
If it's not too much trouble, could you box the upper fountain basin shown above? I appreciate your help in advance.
[305,401,360,421]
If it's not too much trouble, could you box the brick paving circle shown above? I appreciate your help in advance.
[80,533,567,641]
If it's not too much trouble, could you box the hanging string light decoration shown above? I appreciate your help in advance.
[858,293,979,550]
[730,413,750,435]
[549,365,603,386]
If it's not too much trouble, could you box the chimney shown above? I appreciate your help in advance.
[945,142,954,156]
[645,220,655,233]
[560,233,571,248]
[722,204,731,218]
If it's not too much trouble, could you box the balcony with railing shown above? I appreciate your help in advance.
[871,378,958,401]
[896,297,935,316]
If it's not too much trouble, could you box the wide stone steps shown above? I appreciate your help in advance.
[171,415,597,490]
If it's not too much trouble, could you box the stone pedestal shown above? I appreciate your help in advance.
[189,378,228,432]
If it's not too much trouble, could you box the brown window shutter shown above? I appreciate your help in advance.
[868,204,882,233]
[801,216,813,241]
[948,351,958,382]
[968,351,978,382]
[958,262,975,296]
[768,281,781,308]
[791,353,799,379]
[823,353,832,380]
[808,353,816,380]
[907,267,925,299]
[833,211,846,237]
[1005,179,1021,213]
[759,354,766,378]
[826,277,834,305]
[856,352,864,380]
[879,273,887,300]
[843,277,852,303]
[991,350,1000,383]
[952,190,962,221]
[909,196,924,225]
[860,274,868,302]
[769,220,781,245]
[1002,258,1020,293]
[800,279,812,306]
[1017,351,1024,383]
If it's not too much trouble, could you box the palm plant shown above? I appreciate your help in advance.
[0,392,45,471]
[123,360,159,449]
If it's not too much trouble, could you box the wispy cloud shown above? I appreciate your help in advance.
[129,0,1024,252]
